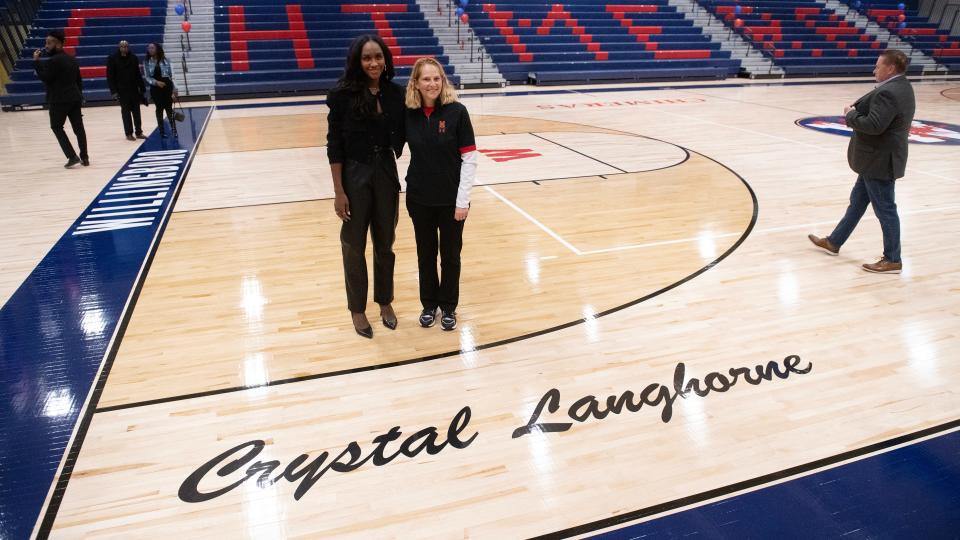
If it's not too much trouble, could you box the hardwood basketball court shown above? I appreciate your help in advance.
[2,78,959,538]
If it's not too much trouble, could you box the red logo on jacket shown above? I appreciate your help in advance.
[439,120,446,134]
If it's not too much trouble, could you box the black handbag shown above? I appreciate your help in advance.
[174,95,186,122]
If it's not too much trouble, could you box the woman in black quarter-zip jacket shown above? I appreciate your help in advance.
[326,35,406,338]
[404,57,478,332]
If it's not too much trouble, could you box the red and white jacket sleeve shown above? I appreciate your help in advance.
[457,106,478,209]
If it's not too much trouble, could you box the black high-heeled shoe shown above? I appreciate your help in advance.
[355,325,373,339]
[352,313,373,339]
[380,305,397,330]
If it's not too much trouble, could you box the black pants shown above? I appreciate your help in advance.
[340,156,400,313]
[406,200,465,313]
[119,94,143,136]
[48,101,88,160]
[151,86,175,133]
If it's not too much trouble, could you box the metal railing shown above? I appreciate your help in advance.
[177,0,193,96]
[0,0,43,83]
[180,30,191,53]
[689,0,781,77]
[438,0,494,84]
[180,51,190,95]
[179,31,191,95]
[940,3,960,35]
[929,0,960,23]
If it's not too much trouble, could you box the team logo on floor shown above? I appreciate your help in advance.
[796,116,960,145]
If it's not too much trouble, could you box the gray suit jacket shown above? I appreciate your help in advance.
[845,76,915,180]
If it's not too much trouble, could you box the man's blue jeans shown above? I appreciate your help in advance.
[827,175,901,263]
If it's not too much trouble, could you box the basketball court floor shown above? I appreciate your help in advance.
[1,78,960,538]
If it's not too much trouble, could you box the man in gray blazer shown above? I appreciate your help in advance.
[809,49,915,274]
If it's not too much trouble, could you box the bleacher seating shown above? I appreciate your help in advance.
[214,0,457,96]
[1,0,165,107]
[466,0,740,83]
[699,0,919,75]
[844,0,960,70]
[6,0,947,104]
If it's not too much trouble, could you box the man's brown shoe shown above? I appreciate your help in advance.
[808,234,839,256]
[862,258,902,274]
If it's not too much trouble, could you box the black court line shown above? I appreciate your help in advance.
[528,132,691,174]
[532,417,960,539]
[35,109,216,539]
[174,197,326,214]
[199,144,320,155]
[172,163,687,216]
[172,134,691,216]
[530,133,629,173]
[942,87,960,102]
[94,133,755,414]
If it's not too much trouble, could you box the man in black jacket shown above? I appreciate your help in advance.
[34,29,88,168]
[107,40,146,140]
[809,49,916,274]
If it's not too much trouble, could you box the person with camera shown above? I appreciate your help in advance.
[33,29,88,168]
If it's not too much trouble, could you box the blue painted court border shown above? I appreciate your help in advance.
[573,423,960,539]
[0,107,212,540]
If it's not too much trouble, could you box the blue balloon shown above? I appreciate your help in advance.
[853,0,861,7]
[460,0,469,7]
[734,4,742,13]
[897,2,905,9]
[456,6,464,16]
[898,21,907,28]
[175,3,185,15]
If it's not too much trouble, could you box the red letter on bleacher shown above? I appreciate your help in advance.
[341,4,429,66]
[64,7,152,77]
[482,3,609,61]
[228,4,314,71]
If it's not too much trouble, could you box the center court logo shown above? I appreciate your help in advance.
[178,355,811,503]
[796,116,960,145]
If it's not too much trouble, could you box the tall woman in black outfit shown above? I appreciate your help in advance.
[326,35,405,338]
[404,58,477,332]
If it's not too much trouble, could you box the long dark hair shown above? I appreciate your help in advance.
[147,42,166,63]
[334,35,395,117]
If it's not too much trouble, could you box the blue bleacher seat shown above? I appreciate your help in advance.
[696,0,925,76]
[1,0,166,107]
[213,0,458,96]
[841,0,960,70]
[467,0,740,83]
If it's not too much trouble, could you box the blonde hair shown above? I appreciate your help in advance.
[405,57,458,109]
